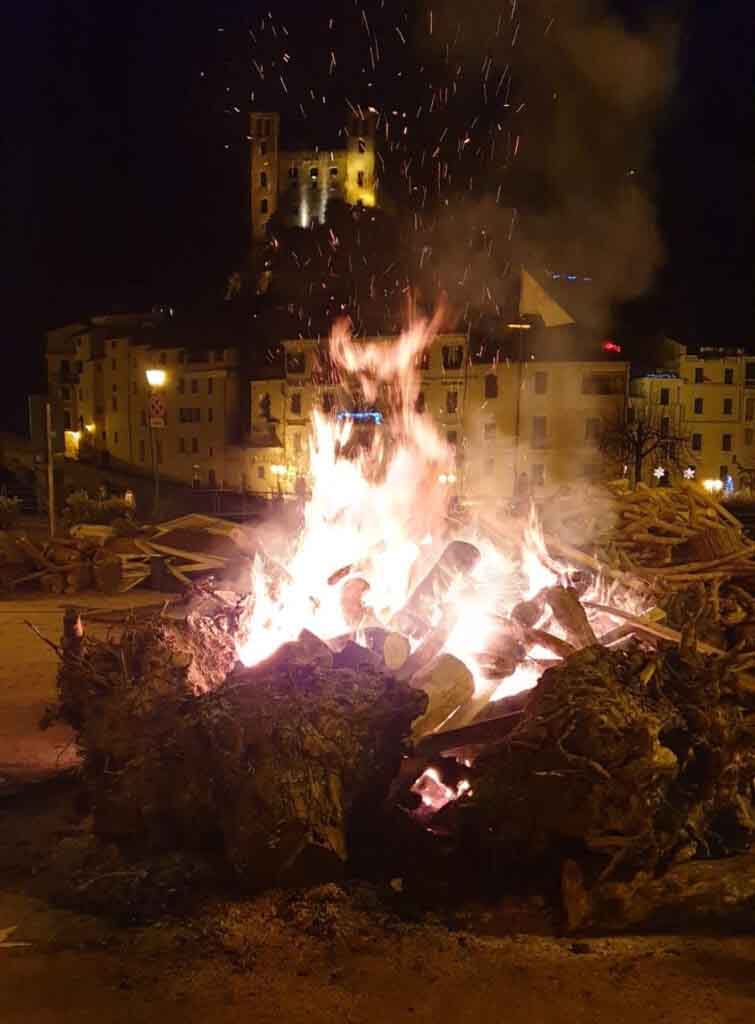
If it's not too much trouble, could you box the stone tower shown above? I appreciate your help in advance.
[345,110,377,209]
[250,112,280,240]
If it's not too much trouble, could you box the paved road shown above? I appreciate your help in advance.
[0,592,173,790]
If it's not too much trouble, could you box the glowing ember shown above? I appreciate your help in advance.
[412,768,471,813]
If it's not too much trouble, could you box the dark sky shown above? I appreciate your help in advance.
[3,1,753,433]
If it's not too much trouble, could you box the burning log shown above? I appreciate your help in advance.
[391,540,480,638]
[408,653,475,740]
[363,628,411,672]
[543,586,598,649]
[340,577,370,626]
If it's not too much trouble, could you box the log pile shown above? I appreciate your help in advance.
[52,610,425,890]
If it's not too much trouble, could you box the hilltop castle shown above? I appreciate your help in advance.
[249,110,378,240]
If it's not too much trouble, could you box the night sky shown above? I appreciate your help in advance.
[3,1,753,434]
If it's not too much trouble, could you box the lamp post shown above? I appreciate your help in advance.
[145,368,167,518]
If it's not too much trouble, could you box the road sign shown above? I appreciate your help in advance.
[149,393,166,428]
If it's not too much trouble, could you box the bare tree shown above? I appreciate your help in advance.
[600,409,693,489]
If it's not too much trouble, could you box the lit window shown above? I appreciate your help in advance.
[310,166,318,180]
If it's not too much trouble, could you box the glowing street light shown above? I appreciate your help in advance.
[145,368,167,389]
[703,478,724,494]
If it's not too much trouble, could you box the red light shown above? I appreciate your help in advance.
[602,340,621,353]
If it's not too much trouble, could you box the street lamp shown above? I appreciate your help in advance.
[145,368,167,517]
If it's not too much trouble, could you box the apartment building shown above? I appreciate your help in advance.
[630,340,755,485]
[45,315,246,489]
[246,325,629,500]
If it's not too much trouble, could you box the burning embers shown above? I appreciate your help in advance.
[235,319,648,757]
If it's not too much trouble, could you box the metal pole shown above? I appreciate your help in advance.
[45,402,55,537]
[148,392,160,519]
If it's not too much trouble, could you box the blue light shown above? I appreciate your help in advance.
[336,411,383,424]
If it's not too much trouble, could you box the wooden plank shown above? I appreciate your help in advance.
[581,601,726,656]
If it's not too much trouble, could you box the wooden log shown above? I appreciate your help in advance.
[414,710,524,760]
[396,617,453,682]
[544,586,598,649]
[409,654,475,741]
[390,541,480,638]
[581,601,726,656]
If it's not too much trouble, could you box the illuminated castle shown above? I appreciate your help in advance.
[249,110,378,240]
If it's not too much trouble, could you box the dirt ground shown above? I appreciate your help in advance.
[0,593,754,1023]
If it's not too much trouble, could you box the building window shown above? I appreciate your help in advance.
[208,378,214,395]
[627,406,636,424]
[155,440,163,465]
[139,440,146,462]
[442,345,464,371]
[585,418,601,441]
[720,465,729,480]
[582,373,622,395]
[208,469,217,487]
[179,408,201,423]
[257,465,265,480]
[191,379,199,394]
[747,363,755,383]
[746,429,754,446]
[532,416,547,447]
[534,371,548,395]
[415,351,430,371]
[286,351,305,375]
[357,170,365,187]
[63,411,71,429]
[447,430,458,446]
[415,392,426,414]
[659,387,670,406]
[692,433,702,451]
[446,390,458,414]
[179,437,186,453]
[111,396,117,412]
[725,368,734,385]
[60,359,70,374]
[290,393,302,415]
[660,417,669,438]
[746,398,754,421]
[694,366,704,383]
[132,382,137,395]
[289,165,298,178]
[191,437,198,454]
[484,374,498,399]
[310,166,318,180]
[322,392,333,413]
[78,387,83,401]
[113,432,118,444]
[60,386,70,400]
[293,433,302,453]
[722,434,732,452]
[330,166,338,177]
[259,141,267,156]
[260,171,268,188]
[208,407,213,423]
[532,464,545,487]
[723,397,733,415]
[694,397,703,414]
[261,198,268,214]
[483,423,496,441]
[141,410,147,427]
[178,378,185,394]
